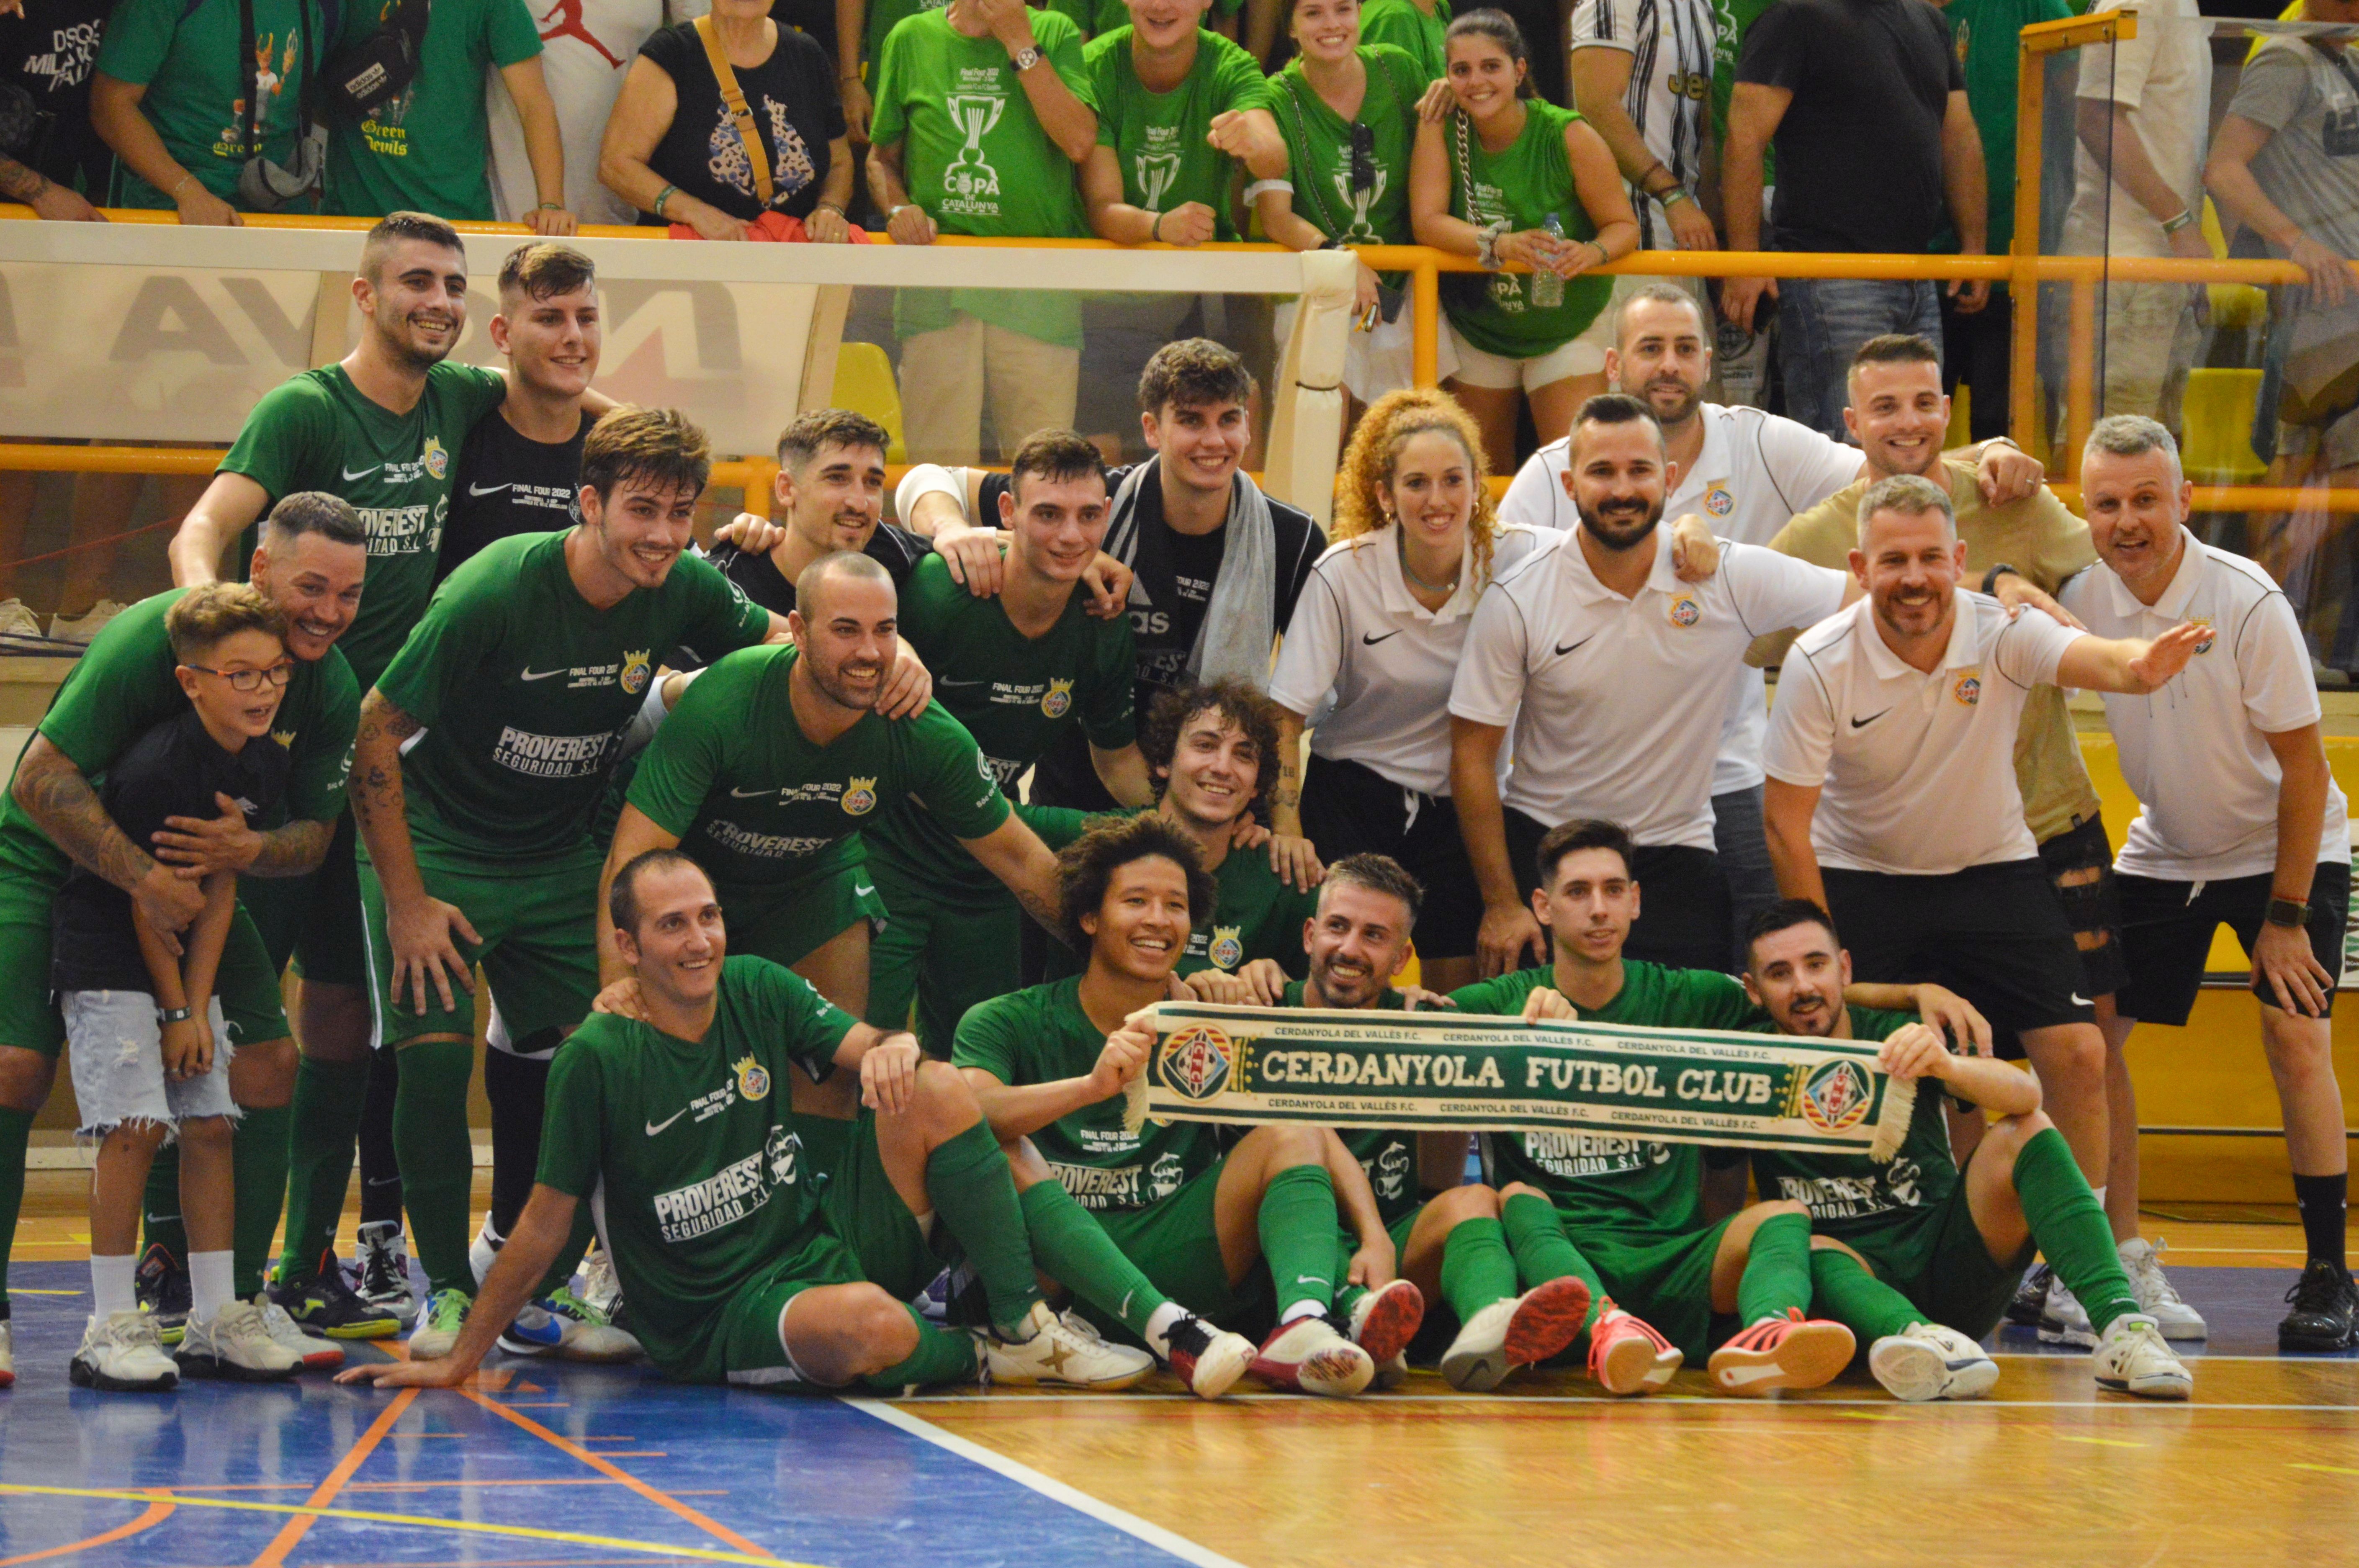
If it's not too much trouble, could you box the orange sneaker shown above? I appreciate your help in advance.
[1587,1303,1682,1395]
[1707,1308,1856,1396]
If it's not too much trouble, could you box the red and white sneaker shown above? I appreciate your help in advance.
[1587,1302,1682,1396]
[1251,1313,1375,1397]
[1161,1313,1257,1401]
[1441,1275,1592,1392]
[1346,1279,1425,1367]
[1707,1308,1855,1396]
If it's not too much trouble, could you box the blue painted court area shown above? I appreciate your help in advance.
[0,1263,1204,1568]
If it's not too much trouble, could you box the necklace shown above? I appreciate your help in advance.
[1395,524,1461,594]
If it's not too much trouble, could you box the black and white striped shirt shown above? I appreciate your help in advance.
[1568,0,1717,250]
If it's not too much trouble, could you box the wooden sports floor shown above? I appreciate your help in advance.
[3,1183,2354,1568]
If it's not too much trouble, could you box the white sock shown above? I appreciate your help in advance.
[189,1250,234,1319]
[2091,1185,2107,1209]
[1279,1299,1325,1327]
[1143,1301,1186,1357]
[90,1252,136,1319]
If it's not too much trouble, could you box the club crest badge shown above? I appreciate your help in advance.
[735,1053,772,1102]
[1159,1024,1235,1102]
[841,775,878,815]
[2190,616,2215,655]
[1668,594,1701,628]
[1953,668,1982,707]
[1704,482,1733,517]
[1042,677,1073,719]
[272,729,297,750]
[1208,925,1244,970]
[1798,1060,1871,1133]
[422,435,448,480]
[620,649,651,695]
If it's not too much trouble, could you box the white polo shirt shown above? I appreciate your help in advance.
[2059,531,2349,880]
[1449,529,1846,850]
[1271,523,1546,799]
[1497,404,1863,795]
[1763,591,2087,875]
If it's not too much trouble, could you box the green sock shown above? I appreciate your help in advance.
[1736,1210,1813,1324]
[231,1104,292,1298]
[1258,1164,1340,1315]
[2014,1125,2139,1334]
[0,1105,30,1305]
[864,1301,978,1390]
[391,1039,477,1296]
[925,1121,1042,1332]
[279,1055,369,1284]
[1808,1247,1918,1341]
[141,1155,188,1262]
[1439,1216,1520,1324]
[1017,1180,1167,1337]
[1501,1193,1604,1331]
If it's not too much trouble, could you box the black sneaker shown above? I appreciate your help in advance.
[2005,1262,2052,1329]
[269,1249,400,1341]
[134,1242,191,1346]
[2279,1259,2359,1352]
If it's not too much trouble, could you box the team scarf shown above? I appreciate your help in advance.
[1122,1001,1918,1162]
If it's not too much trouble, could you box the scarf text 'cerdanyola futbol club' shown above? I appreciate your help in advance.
[1123,1002,1919,1161]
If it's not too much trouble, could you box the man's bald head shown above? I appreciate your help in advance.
[794,548,894,619]
[790,551,898,714]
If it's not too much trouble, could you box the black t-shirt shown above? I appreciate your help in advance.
[635,21,845,224]
[1734,0,1960,254]
[705,522,934,618]
[52,707,291,995]
[980,462,1325,810]
[437,406,588,583]
[0,0,113,195]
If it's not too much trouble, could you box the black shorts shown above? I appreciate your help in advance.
[1821,860,2094,1058]
[2037,814,2129,1000]
[1504,807,1731,972]
[1299,753,1484,961]
[2115,863,2350,1027]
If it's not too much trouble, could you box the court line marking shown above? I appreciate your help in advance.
[883,1393,2359,1411]
[250,1384,417,1567]
[845,1397,1250,1568]
[0,1483,807,1567]
[0,1492,175,1567]
[2290,1463,2359,1476]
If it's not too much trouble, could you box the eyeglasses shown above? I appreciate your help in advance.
[185,661,295,692]
[1349,122,1375,194]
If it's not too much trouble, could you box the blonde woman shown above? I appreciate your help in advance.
[1269,388,1541,990]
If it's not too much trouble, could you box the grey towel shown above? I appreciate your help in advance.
[1106,457,1278,693]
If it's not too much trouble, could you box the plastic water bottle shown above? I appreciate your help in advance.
[1533,213,1566,308]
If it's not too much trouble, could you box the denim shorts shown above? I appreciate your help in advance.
[64,990,237,1135]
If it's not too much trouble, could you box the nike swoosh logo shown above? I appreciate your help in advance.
[520,668,565,681]
[1554,635,1595,656]
[1850,709,1891,729]
[2071,993,2093,1007]
[939,678,986,688]
[341,463,381,481]
[729,786,776,799]
[853,884,875,897]
[645,1108,686,1136]
[468,482,512,497]
[1362,630,1401,645]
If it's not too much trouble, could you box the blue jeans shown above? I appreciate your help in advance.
[1777,277,1944,439]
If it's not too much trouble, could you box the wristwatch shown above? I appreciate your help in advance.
[1980,562,2019,596]
[2267,897,2310,929]
[1009,43,1042,71]
[156,1006,193,1025]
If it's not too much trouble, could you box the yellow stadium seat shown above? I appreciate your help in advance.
[2202,198,2269,329]
[1946,384,1971,450]
[831,341,908,465]
[2180,366,2267,486]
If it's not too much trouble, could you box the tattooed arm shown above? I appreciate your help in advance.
[149,795,334,879]
[350,691,480,1020]
[0,153,100,221]
[10,736,206,943]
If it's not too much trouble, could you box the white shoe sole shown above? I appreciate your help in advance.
[2150,1315,2209,1342]
[2097,1368,2192,1400]
[1178,1333,1256,1401]
[408,1329,461,1361]
[1869,1337,1999,1403]
[70,1357,177,1393]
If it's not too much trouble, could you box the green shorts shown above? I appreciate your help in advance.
[241,812,365,988]
[816,1108,942,1301]
[358,836,601,1049]
[1850,1185,2033,1343]
[713,1226,867,1388]
[864,859,1021,1056]
[1584,1217,1735,1362]
[719,849,888,971]
[1084,1157,1271,1338]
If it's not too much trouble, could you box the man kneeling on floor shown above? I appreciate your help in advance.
[1740,897,2192,1401]
[339,849,1150,1393]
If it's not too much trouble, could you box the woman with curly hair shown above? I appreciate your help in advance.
[1267,388,1542,990]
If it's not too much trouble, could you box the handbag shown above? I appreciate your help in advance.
[322,0,427,120]
[234,0,323,210]
[695,13,774,207]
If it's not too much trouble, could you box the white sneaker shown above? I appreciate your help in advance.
[1438,1275,1592,1393]
[1373,1350,1409,1389]
[47,599,125,645]
[468,1221,504,1290]
[72,1310,179,1392]
[352,1221,418,1331]
[580,1242,622,1318]
[981,1301,1154,1390]
[2118,1238,2208,1340]
[1868,1322,2001,1402]
[496,1289,642,1362]
[1250,1313,1374,1397]
[1344,1278,1424,1367]
[255,1293,343,1372]
[0,1318,12,1388]
[178,1300,303,1381]
[2092,1312,2192,1400]
[409,1288,471,1360]
[0,598,47,652]
[2038,1274,2094,1348]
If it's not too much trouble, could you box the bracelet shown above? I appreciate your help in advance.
[1242,178,1292,204]
[652,183,677,218]
[815,200,847,218]
[1658,187,1694,209]
[156,1005,193,1025]
[1476,217,1509,271]
[2160,208,2197,235]
[1979,562,2019,596]
[169,172,196,200]
[537,201,564,212]
[1151,208,1165,243]
[2267,897,2311,929]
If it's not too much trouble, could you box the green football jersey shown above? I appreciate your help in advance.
[1083,28,1274,242]
[1929,0,2071,254]
[218,362,508,692]
[1358,0,1448,83]
[0,588,358,887]
[95,0,315,207]
[1449,960,1760,1237]
[1707,0,1775,177]
[625,643,1012,902]
[866,555,1133,899]
[536,954,852,1381]
[1281,978,1421,1228]
[1267,46,1425,260]
[373,531,770,862]
[1438,99,1613,360]
[1749,1007,1963,1240]
[953,976,1224,1213]
[324,0,545,220]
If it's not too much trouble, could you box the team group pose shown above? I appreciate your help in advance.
[1,214,2344,1405]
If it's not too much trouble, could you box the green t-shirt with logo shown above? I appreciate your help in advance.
[1708,0,1775,180]
[95,0,315,208]
[1449,959,1760,1237]
[0,588,358,889]
[1024,803,1315,979]
[865,554,1133,897]
[1084,28,1273,242]
[1929,0,2071,255]
[373,530,770,862]
[625,642,1012,902]
[871,6,1091,347]
[953,976,1224,1213]
[1280,978,1421,1228]
[218,361,508,692]
[1438,98,1613,360]
[1358,0,1448,83]
[537,954,852,1382]
[324,0,544,219]
[1267,46,1424,257]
